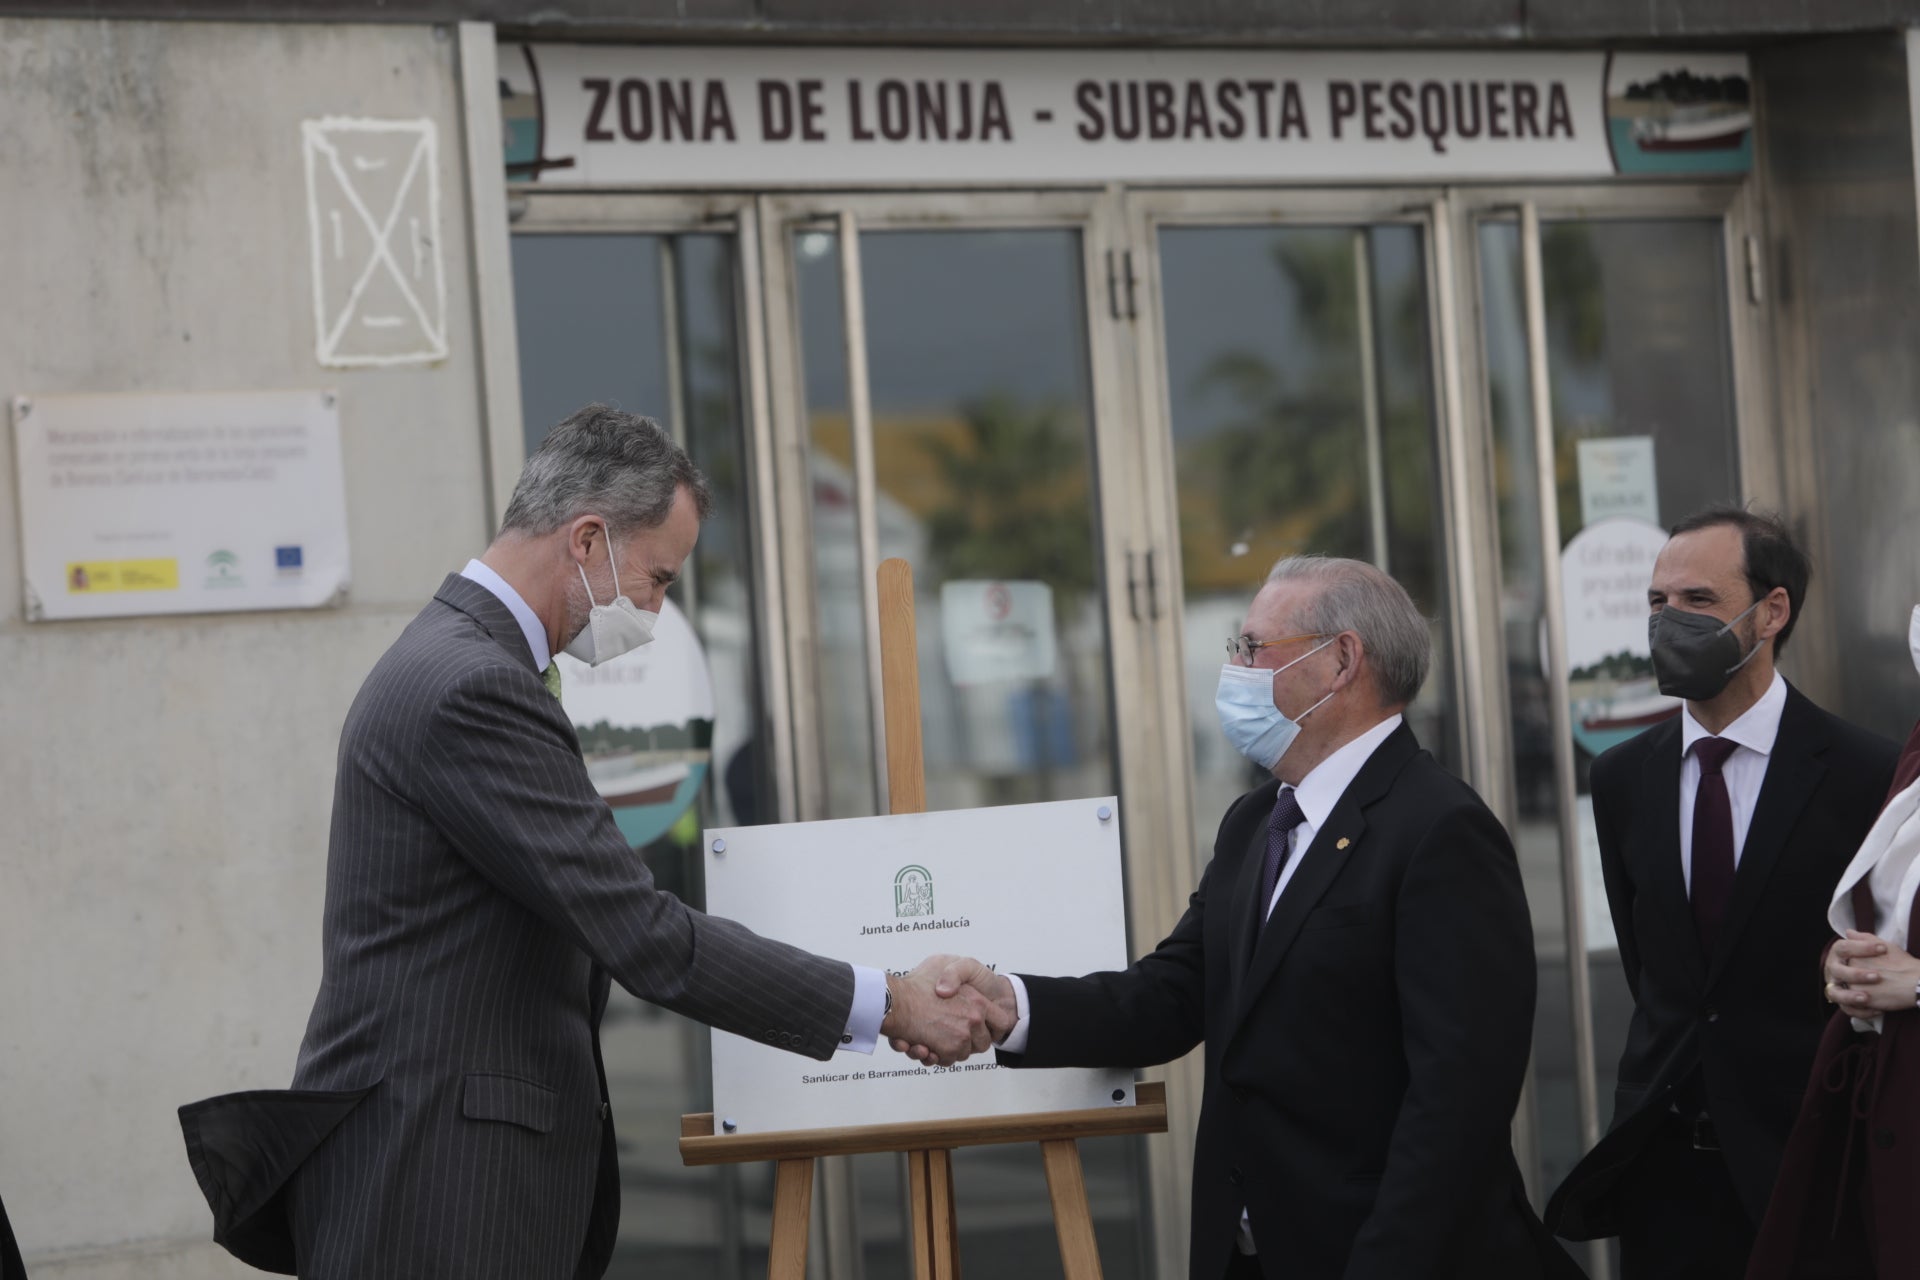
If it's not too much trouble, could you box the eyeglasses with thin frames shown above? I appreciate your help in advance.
[1226,632,1327,667]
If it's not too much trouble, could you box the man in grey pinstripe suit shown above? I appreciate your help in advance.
[181,405,1000,1279]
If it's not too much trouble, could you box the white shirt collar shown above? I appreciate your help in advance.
[459,559,551,671]
[1289,712,1405,829]
[1680,670,1787,759]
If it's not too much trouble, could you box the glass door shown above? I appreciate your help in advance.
[1124,190,1468,881]
[1449,183,1770,1280]
[1119,188,1474,1277]
[759,191,1164,1280]
[508,192,785,1280]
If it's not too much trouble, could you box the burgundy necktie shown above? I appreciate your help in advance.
[1689,737,1739,952]
[1258,787,1308,927]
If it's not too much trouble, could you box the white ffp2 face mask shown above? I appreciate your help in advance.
[1909,603,1920,678]
[563,524,659,666]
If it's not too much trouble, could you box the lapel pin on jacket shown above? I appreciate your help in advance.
[1336,837,1351,851]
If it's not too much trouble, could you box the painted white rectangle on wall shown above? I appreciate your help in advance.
[705,797,1133,1135]
[303,117,448,367]
[500,46,1751,187]
[12,390,351,621]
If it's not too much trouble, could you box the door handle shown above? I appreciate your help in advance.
[1125,549,1162,622]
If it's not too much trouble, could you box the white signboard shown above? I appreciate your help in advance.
[500,46,1752,187]
[1576,436,1659,528]
[705,797,1134,1134]
[11,390,350,621]
[302,117,448,367]
[1561,516,1676,955]
[941,580,1057,686]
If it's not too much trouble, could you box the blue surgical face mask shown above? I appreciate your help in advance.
[1215,636,1337,771]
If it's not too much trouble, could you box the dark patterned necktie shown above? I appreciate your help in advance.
[1689,737,1738,951]
[1258,787,1308,927]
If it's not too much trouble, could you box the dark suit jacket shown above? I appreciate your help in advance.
[1547,683,1897,1238]
[1002,724,1577,1280]
[180,574,856,1279]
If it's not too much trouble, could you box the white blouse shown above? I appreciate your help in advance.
[1828,774,1920,1033]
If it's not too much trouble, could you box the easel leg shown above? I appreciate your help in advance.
[930,1150,960,1280]
[908,1148,962,1280]
[767,1157,815,1280]
[1040,1139,1103,1280]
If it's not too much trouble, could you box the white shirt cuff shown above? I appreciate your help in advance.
[996,973,1033,1054]
[838,964,887,1054]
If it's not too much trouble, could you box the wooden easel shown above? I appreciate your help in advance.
[681,557,1168,1280]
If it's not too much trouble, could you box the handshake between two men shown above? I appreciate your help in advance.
[883,955,1015,1067]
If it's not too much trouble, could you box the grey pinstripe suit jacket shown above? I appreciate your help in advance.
[182,574,855,1279]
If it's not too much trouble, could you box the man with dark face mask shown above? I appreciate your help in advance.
[1548,507,1898,1279]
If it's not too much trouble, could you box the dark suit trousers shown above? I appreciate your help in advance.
[1224,1250,1263,1279]
[1617,1118,1754,1280]
[1,1187,25,1280]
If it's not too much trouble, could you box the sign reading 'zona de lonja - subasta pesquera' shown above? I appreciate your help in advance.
[500,47,1752,186]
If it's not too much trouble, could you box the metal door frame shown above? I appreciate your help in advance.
[1441,178,1772,1280]
[507,189,805,836]
[1114,188,1486,1270]
[756,186,1172,1280]
[488,174,1776,1280]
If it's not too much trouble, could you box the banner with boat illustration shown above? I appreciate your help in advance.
[1562,516,1681,758]
[1605,52,1752,176]
[556,597,715,850]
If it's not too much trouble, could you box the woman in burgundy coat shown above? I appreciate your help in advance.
[1747,606,1920,1280]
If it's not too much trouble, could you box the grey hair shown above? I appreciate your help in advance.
[498,404,713,538]
[1264,555,1431,706]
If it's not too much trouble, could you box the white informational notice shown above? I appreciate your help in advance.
[704,797,1134,1135]
[941,580,1057,686]
[500,46,1752,187]
[11,390,350,621]
[1576,436,1659,528]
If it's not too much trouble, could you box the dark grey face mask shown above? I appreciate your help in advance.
[1648,601,1763,701]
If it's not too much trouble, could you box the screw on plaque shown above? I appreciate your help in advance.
[1111,1088,1126,1102]
[721,1118,737,1133]
[1096,805,1113,822]
[712,837,727,854]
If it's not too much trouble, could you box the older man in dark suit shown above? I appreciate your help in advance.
[179,406,996,1279]
[1547,507,1898,1279]
[915,556,1579,1280]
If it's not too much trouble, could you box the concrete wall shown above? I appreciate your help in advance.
[0,18,490,1271]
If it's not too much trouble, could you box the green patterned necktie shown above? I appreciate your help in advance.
[541,661,563,701]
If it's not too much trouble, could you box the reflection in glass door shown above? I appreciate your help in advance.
[1474,203,1744,1277]
[1150,217,1460,863]
[773,210,1148,1279]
